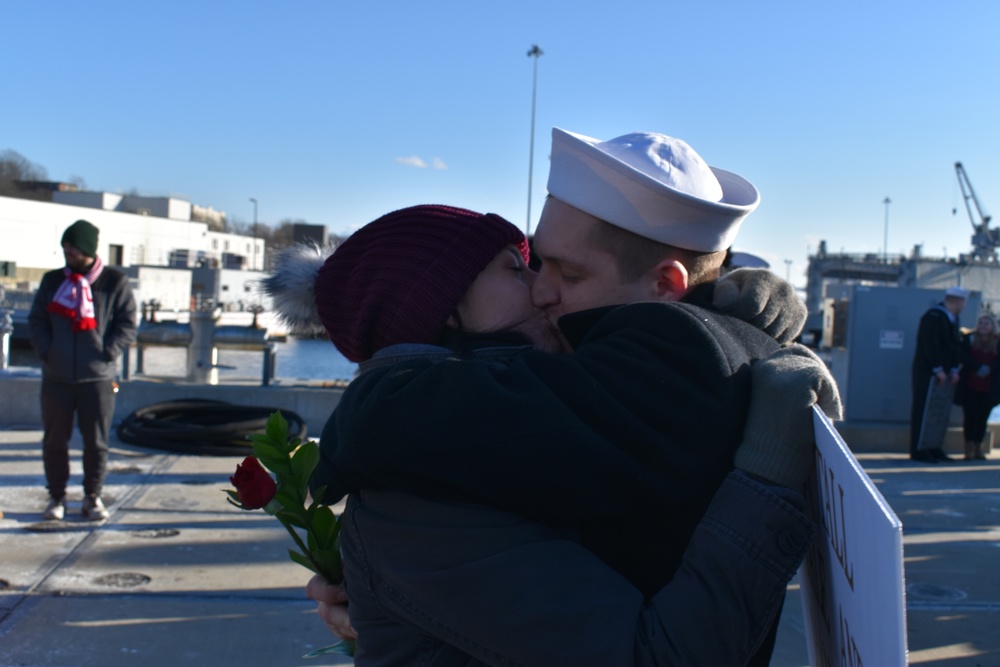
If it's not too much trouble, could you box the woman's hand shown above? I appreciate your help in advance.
[305,574,358,641]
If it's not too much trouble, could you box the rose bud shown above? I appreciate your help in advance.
[230,456,277,510]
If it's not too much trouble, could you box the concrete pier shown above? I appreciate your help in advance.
[0,370,345,438]
[2,374,999,666]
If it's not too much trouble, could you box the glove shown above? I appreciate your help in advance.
[734,344,843,489]
[714,268,806,346]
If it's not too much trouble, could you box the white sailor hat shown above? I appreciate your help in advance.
[945,286,971,299]
[546,128,760,252]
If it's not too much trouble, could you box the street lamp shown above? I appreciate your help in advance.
[883,196,891,264]
[525,44,543,237]
[249,198,258,271]
[784,259,792,283]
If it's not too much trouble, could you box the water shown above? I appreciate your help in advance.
[7,337,358,383]
[10,338,1000,420]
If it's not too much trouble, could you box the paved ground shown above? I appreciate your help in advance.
[0,428,352,667]
[1,427,999,666]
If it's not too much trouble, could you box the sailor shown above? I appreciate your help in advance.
[910,285,969,462]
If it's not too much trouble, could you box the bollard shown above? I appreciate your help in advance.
[189,309,221,385]
[0,310,12,372]
[121,346,130,380]
[262,344,276,386]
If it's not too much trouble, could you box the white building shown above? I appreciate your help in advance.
[0,191,275,336]
[0,194,266,286]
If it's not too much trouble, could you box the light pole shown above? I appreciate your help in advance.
[249,197,258,271]
[883,196,891,264]
[525,44,543,237]
[784,259,792,283]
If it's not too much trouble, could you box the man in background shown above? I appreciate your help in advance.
[910,285,969,462]
[29,219,137,521]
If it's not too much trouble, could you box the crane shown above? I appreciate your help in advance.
[954,161,998,261]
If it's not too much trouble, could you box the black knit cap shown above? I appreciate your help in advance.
[61,219,100,257]
[315,205,530,362]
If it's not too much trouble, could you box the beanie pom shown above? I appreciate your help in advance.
[260,243,333,335]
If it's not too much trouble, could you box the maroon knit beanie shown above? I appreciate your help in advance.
[316,205,530,362]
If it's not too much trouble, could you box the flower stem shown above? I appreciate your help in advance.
[279,517,326,577]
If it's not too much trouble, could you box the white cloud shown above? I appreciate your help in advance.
[395,156,427,168]
[431,157,447,170]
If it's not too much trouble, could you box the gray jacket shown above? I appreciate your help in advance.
[342,471,815,666]
[28,266,138,383]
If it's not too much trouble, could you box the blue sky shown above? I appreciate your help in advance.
[4,1,999,287]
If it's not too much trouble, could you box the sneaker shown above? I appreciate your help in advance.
[43,497,66,521]
[82,495,109,521]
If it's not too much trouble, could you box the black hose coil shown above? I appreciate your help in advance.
[116,399,308,456]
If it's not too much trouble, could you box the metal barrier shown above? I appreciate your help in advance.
[129,301,277,386]
[212,322,276,386]
[135,320,193,375]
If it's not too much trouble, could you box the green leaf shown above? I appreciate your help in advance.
[275,483,302,503]
[288,548,318,574]
[311,548,343,580]
[254,452,291,476]
[265,411,290,449]
[303,640,355,658]
[290,441,320,480]
[248,433,274,447]
[275,493,307,527]
[309,506,339,549]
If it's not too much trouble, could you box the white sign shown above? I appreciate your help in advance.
[879,329,905,350]
[800,408,908,666]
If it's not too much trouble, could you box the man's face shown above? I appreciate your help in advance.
[531,198,657,320]
[62,243,93,273]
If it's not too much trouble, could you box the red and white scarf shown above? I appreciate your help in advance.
[47,256,104,331]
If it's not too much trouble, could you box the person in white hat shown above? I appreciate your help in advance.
[910,286,970,462]
[307,129,840,666]
[533,128,760,318]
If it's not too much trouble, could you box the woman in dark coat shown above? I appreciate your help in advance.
[959,312,1000,460]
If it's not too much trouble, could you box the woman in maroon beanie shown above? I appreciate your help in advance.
[263,204,824,666]
[265,204,566,364]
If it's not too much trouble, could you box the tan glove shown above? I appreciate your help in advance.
[734,344,843,489]
[714,268,807,346]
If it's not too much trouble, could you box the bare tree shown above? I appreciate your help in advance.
[0,149,49,199]
[270,219,306,250]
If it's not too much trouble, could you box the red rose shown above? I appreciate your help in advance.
[230,456,277,510]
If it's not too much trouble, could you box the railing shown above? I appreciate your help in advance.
[128,301,277,386]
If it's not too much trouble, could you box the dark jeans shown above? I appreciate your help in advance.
[41,378,116,498]
[963,389,993,444]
